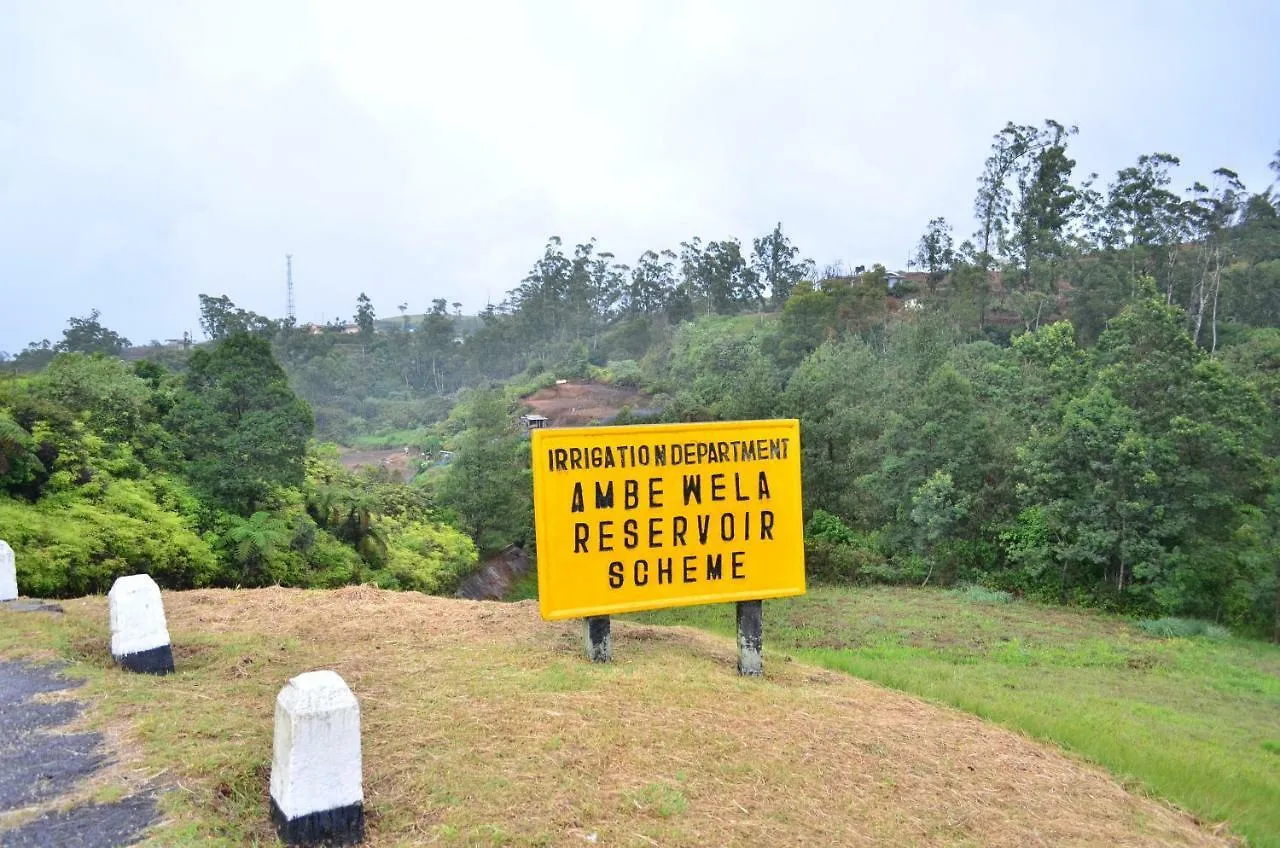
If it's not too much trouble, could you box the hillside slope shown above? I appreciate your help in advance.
[0,588,1233,847]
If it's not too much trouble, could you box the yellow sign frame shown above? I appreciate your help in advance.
[532,419,805,621]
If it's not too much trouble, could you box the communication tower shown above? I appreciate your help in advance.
[286,254,295,322]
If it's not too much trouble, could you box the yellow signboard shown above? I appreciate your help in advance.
[532,419,805,621]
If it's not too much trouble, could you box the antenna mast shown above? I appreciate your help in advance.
[286,254,295,322]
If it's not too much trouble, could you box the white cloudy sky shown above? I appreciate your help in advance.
[2,0,1278,350]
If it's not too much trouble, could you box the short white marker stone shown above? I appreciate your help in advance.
[0,540,16,602]
[107,574,174,675]
[270,670,365,846]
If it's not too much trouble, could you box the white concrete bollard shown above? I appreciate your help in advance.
[0,540,16,602]
[270,670,365,846]
[107,574,174,675]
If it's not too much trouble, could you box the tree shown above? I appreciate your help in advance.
[625,250,677,316]
[166,334,313,514]
[435,389,531,554]
[417,300,455,394]
[356,293,376,338]
[56,310,130,356]
[911,470,970,586]
[704,239,762,313]
[974,122,1038,268]
[13,340,56,372]
[0,414,44,494]
[1185,168,1246,350]
[914,217,955,294]
[198,294,276,340]
[1007,120,1079,291]
[752,223,813,307]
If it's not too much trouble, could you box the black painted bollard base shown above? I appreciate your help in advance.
[114,644,175,675]
[271,799,365,846]
[584,615,611,663]
[736,601,763,677]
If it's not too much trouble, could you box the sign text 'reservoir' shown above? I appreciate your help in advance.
[532,419,805,620]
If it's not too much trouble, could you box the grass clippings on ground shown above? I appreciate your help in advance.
[0,586,1245,847]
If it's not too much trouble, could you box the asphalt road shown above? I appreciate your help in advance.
[0,658,157,847]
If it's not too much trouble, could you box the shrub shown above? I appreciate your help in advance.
[381,520,479,593]
[806,509,858,545]
[0,481,219,597]
[603,359,643,387]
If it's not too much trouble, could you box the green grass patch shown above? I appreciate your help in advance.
[624,782,689,818]
[950,584,1014,604]
[347,427,436,450]
[627,586,1280,848]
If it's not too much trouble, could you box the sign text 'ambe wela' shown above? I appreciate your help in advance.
[532,420,805,621]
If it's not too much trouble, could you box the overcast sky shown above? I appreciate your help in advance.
[2,1,1277,351]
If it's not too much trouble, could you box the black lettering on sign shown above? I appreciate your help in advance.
[648,477,664,508]
[623,518,639,549]
[706,553,723,580]
[770,439,782,459]
[696,515,711,544]
[624,479,639,509]
[761,510,775,540]
[591,446,603,467]
[571,483,584,513]
[683,556,697,583]
[654,444,666,466]
[720,512,735,541]
[658,558,673,584]
[732,551,746,579]
[599,521,614,552]
[758,471,771,500]
[571,448,584,470]
[781,437,790,459]
[718,441,729,462]
[553,448,568,471]
[634,559,649,587]
[711,473,726,502]
[648,517,663,548]
[574,523,589,553]
[608,561,624,588]
[743,510,752,541]
[742,441,757,461]
[595,481,614,509]
[734,472,750,502]
[671,515,688,546]
[682,474,702,505]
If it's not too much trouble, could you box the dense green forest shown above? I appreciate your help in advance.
[3,120,1278,639]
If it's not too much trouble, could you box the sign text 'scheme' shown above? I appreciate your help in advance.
[532,420,805,620]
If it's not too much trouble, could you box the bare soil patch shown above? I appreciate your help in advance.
[523,381,655,427]
[337,449,413,481]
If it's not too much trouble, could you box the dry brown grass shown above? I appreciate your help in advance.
[2,587,1238,846]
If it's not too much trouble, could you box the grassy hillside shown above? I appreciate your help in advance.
[0,588,1236,847]
[633,587,1280,848]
